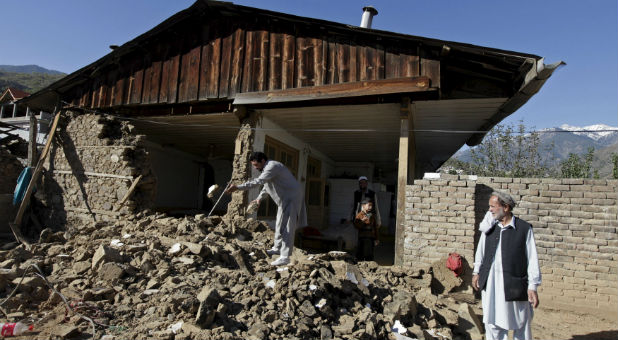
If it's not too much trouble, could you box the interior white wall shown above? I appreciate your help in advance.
[250,116,335,223]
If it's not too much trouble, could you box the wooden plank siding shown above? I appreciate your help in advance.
[66,20,439,109]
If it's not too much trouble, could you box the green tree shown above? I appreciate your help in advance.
[560,147,595,178]
[467,121,553,177]
[612,153,618,179]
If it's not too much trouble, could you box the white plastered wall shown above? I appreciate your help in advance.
[250,116,335,224]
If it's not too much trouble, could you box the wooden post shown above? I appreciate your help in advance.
[0,104,5,118]
[12,103,17,118]
[394,97,415,266]
[10,110,62,248]
[28,111,38,167]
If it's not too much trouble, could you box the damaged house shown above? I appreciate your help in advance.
[17,1,560,264]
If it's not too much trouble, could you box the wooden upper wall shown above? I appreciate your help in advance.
[66,11,440,109]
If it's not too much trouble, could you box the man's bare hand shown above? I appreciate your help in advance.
[528,290,539,308]
[472,274,480,291]
[225,184,238,194]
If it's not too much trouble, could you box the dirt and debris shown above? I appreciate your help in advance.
[0,210,483,340]
[2,211,614,340]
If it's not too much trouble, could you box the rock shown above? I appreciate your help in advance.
[92,245,123,270]
[320,325,333,340]
[196,287,220,327]
[73,261,91,274]
[247,322,269,340]
[54,325,80,338]
[332,315,356,335]
[299,299,317,317]
[457,303,484,339]
[182,242,203,255]
[430,257,463,294]
[434,307,459,326]
[98,262,125,282]
[12,276,45,292]
[383,290,417,324]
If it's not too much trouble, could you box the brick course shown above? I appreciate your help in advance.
[403,174,617,316]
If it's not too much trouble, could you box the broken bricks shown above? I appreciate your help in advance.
[0,207,493,340]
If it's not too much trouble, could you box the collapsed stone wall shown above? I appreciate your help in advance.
[38,112,156,227]
[404,174,618,317]
[226,115,255,225]
[0,145,24,194]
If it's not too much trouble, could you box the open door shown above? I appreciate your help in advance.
[305,156,325,227]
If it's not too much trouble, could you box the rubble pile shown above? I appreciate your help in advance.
[0,145,25,194]
[0,212,482,340]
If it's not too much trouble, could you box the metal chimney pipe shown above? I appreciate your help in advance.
[360,6,378,28]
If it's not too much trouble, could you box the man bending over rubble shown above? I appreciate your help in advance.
[226,151,307,266]
[472,191,541,340]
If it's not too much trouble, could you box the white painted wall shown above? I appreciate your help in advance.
[250,116,335,224]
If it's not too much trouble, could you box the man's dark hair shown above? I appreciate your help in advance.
[249,151,268,162]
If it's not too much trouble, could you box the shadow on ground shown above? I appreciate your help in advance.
[571,330,618,340]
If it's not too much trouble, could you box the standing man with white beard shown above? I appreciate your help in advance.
[472,191,541,340]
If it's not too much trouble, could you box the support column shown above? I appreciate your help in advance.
[394,97,415,266]
[28,112,39,167]
[226,106,255,223]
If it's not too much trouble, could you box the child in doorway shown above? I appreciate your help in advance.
[353,197,379,261]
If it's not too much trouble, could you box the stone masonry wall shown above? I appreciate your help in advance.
[0,146,24,194]
[404,174,618,316]
[39,112,156,226]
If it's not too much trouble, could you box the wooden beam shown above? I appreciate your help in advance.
[233,76,433,105]
[10,110,62,248]
[114,175,143,212]
[27,113,38,167]
[394,97,415,266]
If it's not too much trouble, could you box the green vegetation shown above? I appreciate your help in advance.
[441,121,615,179]
[0,71,65,94]
[443,122,554,178]
[560,147,597,179]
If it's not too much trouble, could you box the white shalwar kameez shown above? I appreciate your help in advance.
[237,160,307,258]
[473,215,541,340]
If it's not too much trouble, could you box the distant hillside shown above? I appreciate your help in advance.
[451,123,618,178]
[0,64,64,75]
[592,141,618,178]
[0,69,66,94]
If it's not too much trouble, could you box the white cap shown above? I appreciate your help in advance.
[358,176,368,181]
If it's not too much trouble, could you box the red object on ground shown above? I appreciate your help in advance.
[0,322,33,336]
[446,252,463,277]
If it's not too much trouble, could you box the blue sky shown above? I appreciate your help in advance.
[2,0,616,130]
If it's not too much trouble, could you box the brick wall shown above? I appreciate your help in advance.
[404,174,618,316]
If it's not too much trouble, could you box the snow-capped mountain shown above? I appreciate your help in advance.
[557,124,618,141]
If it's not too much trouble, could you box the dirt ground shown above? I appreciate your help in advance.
[532,307,617,340]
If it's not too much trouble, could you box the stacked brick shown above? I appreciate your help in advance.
[40,112,156,225]
[405,174,618,316]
